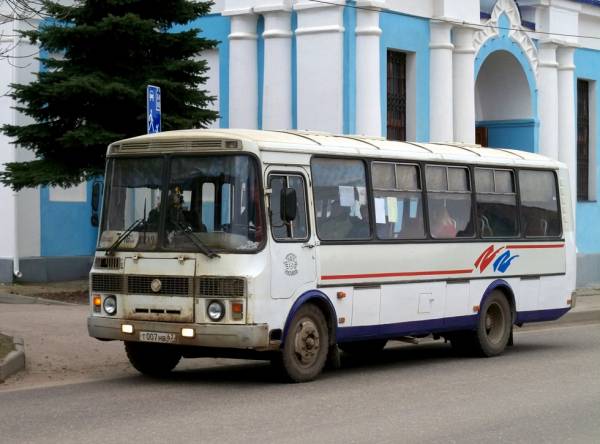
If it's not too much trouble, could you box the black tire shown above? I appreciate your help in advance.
[276,304,329,383]
[338,339,387,355]
[451,290,512,357]
[125,341,181,377]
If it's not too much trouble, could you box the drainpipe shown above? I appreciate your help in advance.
[13,190,22,279]
[10,16,22,280]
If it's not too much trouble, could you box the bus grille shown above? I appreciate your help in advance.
[127,276,192,296]
[197,277,245,298]
[91,274,124,293]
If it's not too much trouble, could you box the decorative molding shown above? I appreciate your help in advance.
[473,0,538,73]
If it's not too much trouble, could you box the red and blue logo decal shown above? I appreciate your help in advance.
[474,245,519,274]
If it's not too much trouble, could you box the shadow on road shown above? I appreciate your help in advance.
[106,338,569,387]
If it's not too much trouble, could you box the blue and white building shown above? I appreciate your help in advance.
[1,0,600,285]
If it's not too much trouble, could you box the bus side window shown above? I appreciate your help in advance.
[268,174,309,241]
[475,168,519,238]
[426,165,474,239]
[371,162,425,240]
[519,170,562,237]
[312,158,371,241]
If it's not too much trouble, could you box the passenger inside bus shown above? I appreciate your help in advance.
[430,203,457,238]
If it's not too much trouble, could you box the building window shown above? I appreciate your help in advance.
[387,51,406,141]
[577,79,590,201]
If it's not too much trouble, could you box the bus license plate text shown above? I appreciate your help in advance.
[139,332,177,344]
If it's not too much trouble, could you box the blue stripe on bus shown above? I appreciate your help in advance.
[515,307,570,324]
[336,315,477,343]
[336,307,571,343]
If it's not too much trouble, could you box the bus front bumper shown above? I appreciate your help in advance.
[87,316,272,350]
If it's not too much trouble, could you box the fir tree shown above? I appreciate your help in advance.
[2,0,218,190]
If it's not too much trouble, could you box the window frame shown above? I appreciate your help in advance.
[371,161,426,240]
[310,156,374,244]
[517,168,563,239]
[309,154,565,245]
[98,151,267,254]
[424,163,476,240]
[474,167,521,239]
[268,172,311,243]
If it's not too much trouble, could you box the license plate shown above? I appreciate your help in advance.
[139,331,177,344]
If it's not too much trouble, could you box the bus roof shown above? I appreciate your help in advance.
[109,129,562,168]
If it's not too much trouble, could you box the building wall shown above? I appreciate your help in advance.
[3,0,600,286]
[575,48,600,254]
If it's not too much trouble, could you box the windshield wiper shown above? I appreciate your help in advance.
[105,217,146,256]
[169,218,220,259]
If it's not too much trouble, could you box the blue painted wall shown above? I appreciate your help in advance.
[41,181,100,256]
[343,3,357,134]
[476,119,536,152]
[575,48,600,253]
[379,12,430,141]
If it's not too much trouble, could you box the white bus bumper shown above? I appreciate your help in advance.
[87,316,272,350]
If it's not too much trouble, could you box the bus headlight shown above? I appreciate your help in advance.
[103,295,117,316]
[207,300,225,321]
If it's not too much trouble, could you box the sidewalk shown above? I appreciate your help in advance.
[0,280,88,305]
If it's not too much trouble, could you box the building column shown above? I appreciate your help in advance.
[295,2,344,133]
[557,46,577,220]
[537,41,560,160]
[260,8,292,130]
[355,2,381,137]
[429,21,454,142]
[452,26,476,144]
[228,13,258,128]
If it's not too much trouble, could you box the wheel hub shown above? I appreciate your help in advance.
[294,319,320,366]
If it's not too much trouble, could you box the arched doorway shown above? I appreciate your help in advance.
[475,50,536,152]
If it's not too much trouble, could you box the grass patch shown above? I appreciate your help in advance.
[0,334,15,361]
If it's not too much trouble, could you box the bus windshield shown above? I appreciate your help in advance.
[98,154,264,253]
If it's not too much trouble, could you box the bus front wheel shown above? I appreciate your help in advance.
[125,341,181,377]
[276,304,329,383]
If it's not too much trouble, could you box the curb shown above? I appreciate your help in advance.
[0,336,25,382]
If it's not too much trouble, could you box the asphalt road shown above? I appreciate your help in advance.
[0,323,598,444]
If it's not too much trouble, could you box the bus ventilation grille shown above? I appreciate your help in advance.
[91,274,124,293]
[116,139,229,152]
[127,275,193,297]
[197,277,246,298]
[94,257,122,270]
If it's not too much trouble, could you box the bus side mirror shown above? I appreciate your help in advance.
[91,181,103,227]
[280,187,297,222]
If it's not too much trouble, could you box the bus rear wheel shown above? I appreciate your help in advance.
[125,341,181,377]
[276,304,329,383]
[451,290,512,357]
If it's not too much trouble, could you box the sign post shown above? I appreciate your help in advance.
[147,85,161,134]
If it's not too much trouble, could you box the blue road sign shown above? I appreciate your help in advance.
[147,85,161,134]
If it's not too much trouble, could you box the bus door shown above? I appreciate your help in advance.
[267,167,317,299]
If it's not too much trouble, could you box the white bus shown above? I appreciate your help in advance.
[88,129,575,382]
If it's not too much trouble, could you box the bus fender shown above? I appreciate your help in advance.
[281,290,338,348]
[479,279,516,324]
